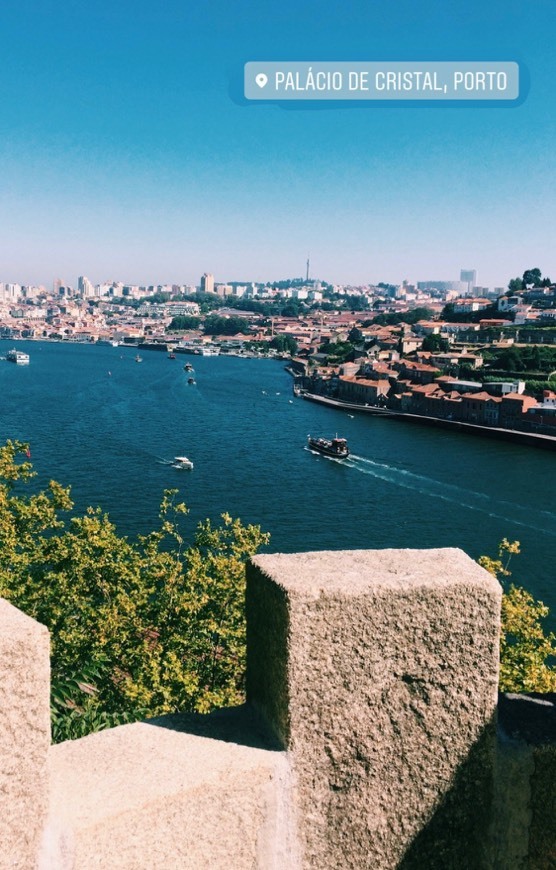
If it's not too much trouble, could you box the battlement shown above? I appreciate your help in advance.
[1,548,554,868]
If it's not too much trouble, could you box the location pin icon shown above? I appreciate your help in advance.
[255,73,268,88]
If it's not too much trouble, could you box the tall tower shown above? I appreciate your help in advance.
[200,273,214,294]
[306,255,310,283]
[460,269,477,295]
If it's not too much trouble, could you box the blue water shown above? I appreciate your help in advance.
[1,340,555,624]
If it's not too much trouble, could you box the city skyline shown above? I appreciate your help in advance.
[1,0,555,288]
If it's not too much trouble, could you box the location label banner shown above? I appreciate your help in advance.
[244,62,520,102]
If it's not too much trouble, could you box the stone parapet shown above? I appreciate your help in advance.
[0,598,50,870]
[247,548,502,869]
[3,549,556,868]
[41,706,294,870]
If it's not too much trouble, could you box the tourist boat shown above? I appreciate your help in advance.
[172,456,193,470]
[6,349,30,365]
[307,435,349,458]
[184,362,194,371]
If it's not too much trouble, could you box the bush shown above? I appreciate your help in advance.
[478,539,556,692]
[0,440,269,741]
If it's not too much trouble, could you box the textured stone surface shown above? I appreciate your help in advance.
[41,706,296,870]
[495,693,556,869]
[0,598,50,870]
[247,548,502,869]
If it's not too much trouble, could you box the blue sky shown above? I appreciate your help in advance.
[1,0,554,289]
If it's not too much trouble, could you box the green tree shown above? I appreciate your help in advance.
[168,315,201,331]
[478,539,556,693]
[203,315,250,336]
[507,277,523,294]
[522,268,542,288]
[347,327,364,344]
[0,441,269,741]
[269,334,298,355]
[421,334,450,353]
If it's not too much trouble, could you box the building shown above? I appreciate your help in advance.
[77,277,95,298]
[200,273,215,294]
[460,269,477,293]
[417,280,469,293]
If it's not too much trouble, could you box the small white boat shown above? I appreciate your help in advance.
[172,456,193,470]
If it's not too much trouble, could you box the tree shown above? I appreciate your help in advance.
[269,334,298,355]
[203,315,250,336]
[347,327,364,344]
[168,315,201,331]
[507,277,523,294]
[0,441,269,741]
[422,334,450,353]
[478,539,556,693]
[522,268,542,288]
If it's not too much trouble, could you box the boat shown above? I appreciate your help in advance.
[184,362,194,371]
[168,353,176,359]
[172,456,193,470]
[307,435,349,459]
[187,377,196,384]
[135,354,143,363]
[6,349,30,365]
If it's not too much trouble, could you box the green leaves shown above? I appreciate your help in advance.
[0,441,269,742]
[479,539,556,693]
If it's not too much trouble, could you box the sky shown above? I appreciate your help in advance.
[1,0,555,289]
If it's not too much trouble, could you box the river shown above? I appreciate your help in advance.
[1,339,555,625]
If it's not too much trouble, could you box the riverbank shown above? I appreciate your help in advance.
[301,392,556,451]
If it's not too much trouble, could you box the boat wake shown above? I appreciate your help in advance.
[344,454,556,537]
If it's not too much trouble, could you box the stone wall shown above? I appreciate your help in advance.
[0,548,554,869]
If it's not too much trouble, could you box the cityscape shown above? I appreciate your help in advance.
[2,265,556,442]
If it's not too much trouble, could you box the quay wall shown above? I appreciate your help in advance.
[1,549,555,868]
[301,391,556,451]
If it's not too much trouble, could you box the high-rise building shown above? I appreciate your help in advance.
[200,273,215,294]
[77,276,95,298]
[460,270,477,294]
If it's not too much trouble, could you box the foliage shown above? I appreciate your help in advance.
[373,307,435,326]
[507,268,551,292]
[490,344,556,374]
[0,440,269,741]
[203,314,250,336]
[168,315,201,331]
[318,340,356,363]
[524,379,553,396]
[269,334,298,355]
[478,539,556,693]
[507,277,524,293]
[421,334,450,353]
[522,267,543,289]
[347,327,364,344]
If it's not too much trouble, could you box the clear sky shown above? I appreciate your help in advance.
[1,0,554,289]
